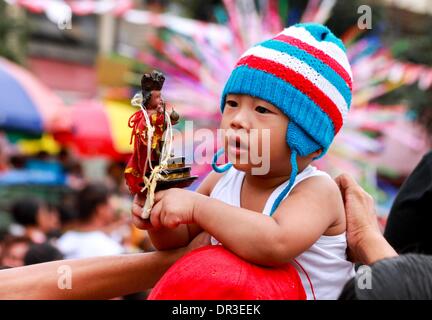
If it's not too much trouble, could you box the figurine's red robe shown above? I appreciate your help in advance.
[125,110,165,194]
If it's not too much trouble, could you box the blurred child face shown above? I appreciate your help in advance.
[220,94,320,176]
[2,241,29,268]
[36,206,60,234]
[95,197,116,226]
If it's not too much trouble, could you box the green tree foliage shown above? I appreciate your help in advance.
[0,1,28,64]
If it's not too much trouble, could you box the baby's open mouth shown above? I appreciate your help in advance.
[227,135,248,153]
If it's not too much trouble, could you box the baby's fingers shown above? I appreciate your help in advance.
[150,201,163,229]
[161,213,181,229]
[131,214,153,230]
[132,194,146,217]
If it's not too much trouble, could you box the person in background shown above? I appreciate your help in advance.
[0,236,31,268]
[105,161,129,194]
[10,198,60,244]
[57,183,124,259]
[338,254,432,300]
[57,148,87,190]
[0,232,210,299]
[23,242,64,266]
[384,150,432,255]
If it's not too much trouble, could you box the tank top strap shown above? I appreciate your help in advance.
[262,166,331,216]
[210,166,245,207]
[210,165,331,217]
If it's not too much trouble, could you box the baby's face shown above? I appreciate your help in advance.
[220,94,292,175]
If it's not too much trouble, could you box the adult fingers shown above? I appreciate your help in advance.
[335,173,357,193]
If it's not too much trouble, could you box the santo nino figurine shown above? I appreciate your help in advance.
[125,70,197,217]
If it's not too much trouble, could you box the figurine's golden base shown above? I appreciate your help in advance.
[139,157,198,192]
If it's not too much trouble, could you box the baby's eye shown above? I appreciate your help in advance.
[226,100,238,108]
[255,106,271,114]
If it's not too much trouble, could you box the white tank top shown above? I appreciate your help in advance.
[209,165,355,300]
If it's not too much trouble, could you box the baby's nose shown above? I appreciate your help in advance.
[230,113,250,130]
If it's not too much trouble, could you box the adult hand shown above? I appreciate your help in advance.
[335,174,396,264]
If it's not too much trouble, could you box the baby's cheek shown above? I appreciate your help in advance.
[269,130,290,160]
[219,114,230,131]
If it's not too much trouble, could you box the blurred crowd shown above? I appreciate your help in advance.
[0,134,155,289]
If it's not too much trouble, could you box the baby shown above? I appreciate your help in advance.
[132,23,355,299]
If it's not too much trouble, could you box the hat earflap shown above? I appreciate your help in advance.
[269,122,322,216]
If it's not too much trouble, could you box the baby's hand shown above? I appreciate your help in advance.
[131,194,153,230]
[150,188,204,229]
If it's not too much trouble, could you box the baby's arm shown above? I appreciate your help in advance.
[144,171,223,250]
[193,176,345,266]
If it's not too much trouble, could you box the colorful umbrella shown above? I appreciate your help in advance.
[0,57,70,135]
[66,100,136,159]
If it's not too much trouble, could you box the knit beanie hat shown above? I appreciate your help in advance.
[212,23,352,215]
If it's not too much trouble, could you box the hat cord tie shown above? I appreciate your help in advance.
[270,149,298,216]
[212,148,233,173]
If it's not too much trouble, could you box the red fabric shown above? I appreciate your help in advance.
[236,55,343,133]
[124,110,165,194]
[148,245,306,300]
[67,100,119,159]
[125,110,150,194]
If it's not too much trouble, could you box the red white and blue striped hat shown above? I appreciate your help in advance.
[219,23,353,214]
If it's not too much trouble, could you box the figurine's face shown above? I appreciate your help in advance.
[147,90,164,110]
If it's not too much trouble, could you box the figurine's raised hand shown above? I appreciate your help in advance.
[150,188,205,229]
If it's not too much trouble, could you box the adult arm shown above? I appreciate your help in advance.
[0,232,210,300]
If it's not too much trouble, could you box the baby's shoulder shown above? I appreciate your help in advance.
[292,174,345,224]
[294,173,341,198]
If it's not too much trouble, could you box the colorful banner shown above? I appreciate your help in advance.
[4,0,134,16]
